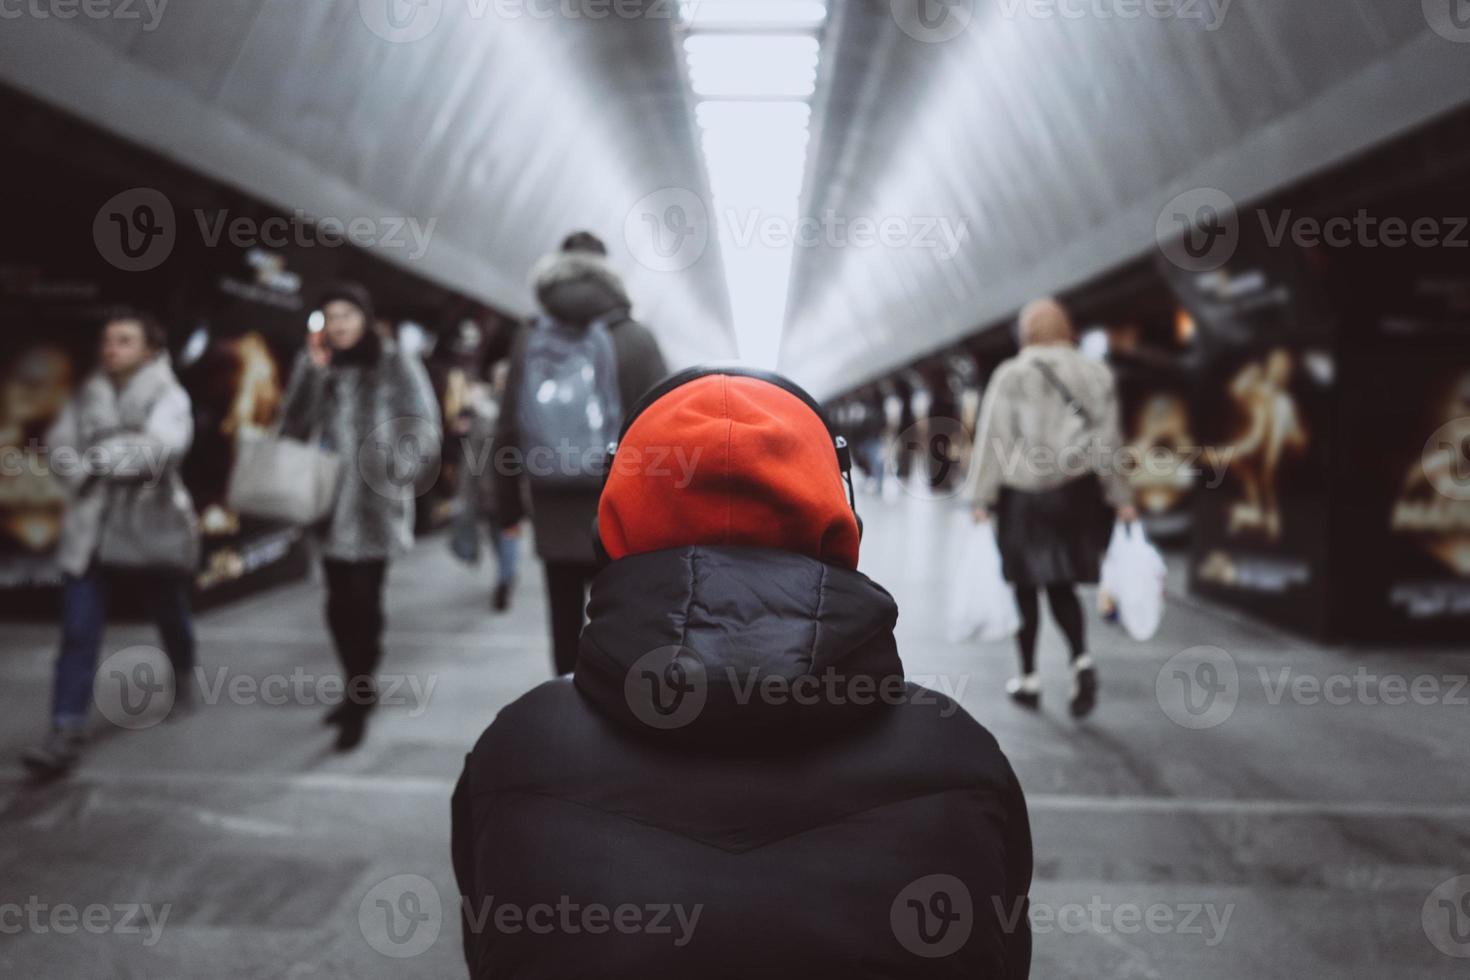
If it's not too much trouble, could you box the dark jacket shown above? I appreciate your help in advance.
[494,251,668,563]
[451,546,1033,979]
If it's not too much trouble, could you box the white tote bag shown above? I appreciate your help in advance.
[947,520,1021,643]
[1100,522,1167,641]
[226,431,343,526]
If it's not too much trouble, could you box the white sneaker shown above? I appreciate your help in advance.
[1006,673,1041,710]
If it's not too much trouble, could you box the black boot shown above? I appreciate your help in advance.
[334,707,371,752]
[1070,656,1099,720]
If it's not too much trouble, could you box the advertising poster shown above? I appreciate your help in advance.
[180,235,341,602]
[1188,342,1336,636]
[0,307,97,593]
[1334,358,1470,641]
[1112,365,1200,542]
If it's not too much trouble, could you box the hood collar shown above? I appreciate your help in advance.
[531,250,632,326]
[574,546,902,745]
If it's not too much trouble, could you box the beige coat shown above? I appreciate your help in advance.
[971,344,1133,510]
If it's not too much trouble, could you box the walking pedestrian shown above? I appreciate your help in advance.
[971,299,1137,718]
[277,282,440,751]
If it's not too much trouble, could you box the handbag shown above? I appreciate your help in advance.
[96,471,202,573]
[226,424,343,526]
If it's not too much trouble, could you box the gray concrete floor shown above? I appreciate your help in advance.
[1,489,1467,978]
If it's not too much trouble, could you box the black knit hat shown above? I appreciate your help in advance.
[316,280,376,326]
[560,231,609,256]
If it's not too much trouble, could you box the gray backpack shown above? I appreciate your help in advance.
[517,316,623,490]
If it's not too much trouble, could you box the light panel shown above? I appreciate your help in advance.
[684,35,819,99]
[680,12,827,367]
[679,0,828,29]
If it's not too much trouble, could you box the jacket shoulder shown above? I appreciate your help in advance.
[462,679,591,784]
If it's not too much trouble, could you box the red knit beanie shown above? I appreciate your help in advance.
[598,374,861,569]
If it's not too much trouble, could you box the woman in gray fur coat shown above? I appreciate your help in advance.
[279,282,440,751]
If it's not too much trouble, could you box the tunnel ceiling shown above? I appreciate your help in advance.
[785,0,1470,396]
[0,0,736,368]
[3,2,1470,390]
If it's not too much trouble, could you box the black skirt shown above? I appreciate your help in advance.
[995,477,1111,586]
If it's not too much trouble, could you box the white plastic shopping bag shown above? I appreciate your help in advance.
[947,520,1021,643]
[1099,522,1167,641]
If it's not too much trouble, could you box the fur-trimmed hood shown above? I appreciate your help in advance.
[530,250,632,326]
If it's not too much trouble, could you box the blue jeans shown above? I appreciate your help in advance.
[52,567,196,731]
[490,526,520,588]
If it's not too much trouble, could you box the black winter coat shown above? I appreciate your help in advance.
[452,546,1033,978]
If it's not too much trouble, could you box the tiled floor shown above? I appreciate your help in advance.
[1,489,1466,978]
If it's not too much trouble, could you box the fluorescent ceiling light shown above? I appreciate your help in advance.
[694,101,812,368]
[680,0,827,29]
[684,35,819,99]
[696,101,811,205]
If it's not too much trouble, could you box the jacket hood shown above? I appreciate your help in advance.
[598,373,862,569]
[574,546,902,744]
[531,250,632,326]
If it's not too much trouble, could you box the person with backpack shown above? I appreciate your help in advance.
[970,299,1137,718]
[22,309,200,777]
[494,232,667,675]
[453,368,1033,978]
[277,282,440,751]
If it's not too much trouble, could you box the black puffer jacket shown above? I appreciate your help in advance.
[452,546,1033,978]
